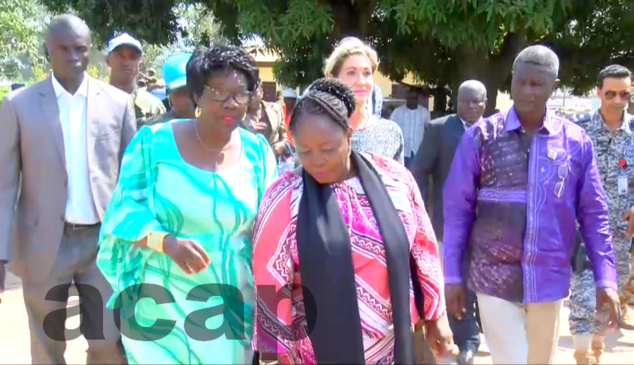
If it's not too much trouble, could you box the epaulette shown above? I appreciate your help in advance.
[569,112,591,124]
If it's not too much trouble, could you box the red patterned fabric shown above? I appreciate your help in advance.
[252,154,445,364]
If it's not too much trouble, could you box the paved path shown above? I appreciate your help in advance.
[1,275,633,364]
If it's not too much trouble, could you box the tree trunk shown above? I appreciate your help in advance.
[431,86,448,118]
[451,32,526,116]
[327,0,378,38]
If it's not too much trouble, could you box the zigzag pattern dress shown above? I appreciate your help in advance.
[96,121,277,364]
[252,154,445,364]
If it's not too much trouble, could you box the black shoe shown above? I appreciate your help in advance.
[457,348,475,365]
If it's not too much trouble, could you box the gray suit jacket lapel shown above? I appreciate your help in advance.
[39,77,66,170]
[86,77,101,169]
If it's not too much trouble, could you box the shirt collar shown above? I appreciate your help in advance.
[504,104,556,134]
[51,72,88,98]
[459,117,480,130]
[592,108,632,133]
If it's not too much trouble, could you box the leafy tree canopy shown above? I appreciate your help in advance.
[40,0,634,111]
[0,0,51,81]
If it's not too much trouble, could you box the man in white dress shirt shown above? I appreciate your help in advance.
[0,14,135,364]
[390,87,431,168]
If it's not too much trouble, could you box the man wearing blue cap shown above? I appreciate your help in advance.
[106,32,165,126]
[146,52,195,125]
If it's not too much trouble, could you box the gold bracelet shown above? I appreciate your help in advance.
[147,231,167,253]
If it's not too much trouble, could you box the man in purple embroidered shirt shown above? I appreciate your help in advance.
[442,45,621,364]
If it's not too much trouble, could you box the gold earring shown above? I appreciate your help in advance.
[195,106,202,118]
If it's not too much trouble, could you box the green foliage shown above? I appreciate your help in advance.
[139,3,226,77]
[0,85,10,109]
[546,0,634,94]
[39,0,177,46]
[40,0,634,105]
[0,0,50,81]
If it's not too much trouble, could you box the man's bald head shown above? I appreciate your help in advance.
[45,14,91,43]
[45,14,92,89]
[457,79,487,124]
[458,80,487,100]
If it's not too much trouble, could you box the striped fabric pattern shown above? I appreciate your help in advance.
[96,121,278,364]
[252,153,445,364]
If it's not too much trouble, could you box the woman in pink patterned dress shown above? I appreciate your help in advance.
[252,79,453,364]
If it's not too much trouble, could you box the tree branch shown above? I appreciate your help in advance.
[491,31,526,72]
[326,0,378,37]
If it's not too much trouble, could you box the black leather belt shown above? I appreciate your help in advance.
[64,222,100,230]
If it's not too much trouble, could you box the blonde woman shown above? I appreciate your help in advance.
[324,38,405,163]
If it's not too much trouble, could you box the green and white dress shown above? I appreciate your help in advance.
[96,120,277,364]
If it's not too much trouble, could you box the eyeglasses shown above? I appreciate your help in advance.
[204,85,251,105]
[604,90,631,100]
[554,163,568,198]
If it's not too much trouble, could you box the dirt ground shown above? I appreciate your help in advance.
[1,272,632,364]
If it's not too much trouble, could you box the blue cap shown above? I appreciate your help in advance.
[106,33,142,55]
[163,53,192,91]
[151,88,167,101]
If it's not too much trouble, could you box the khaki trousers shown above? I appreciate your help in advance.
[477,293,563,364]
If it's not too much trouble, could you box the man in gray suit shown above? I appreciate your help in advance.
[412,80,487,365]
[0,15,135,364]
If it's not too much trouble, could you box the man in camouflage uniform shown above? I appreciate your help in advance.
[570,64,634,364]
[105,33,165,127]
[145,52,195,125]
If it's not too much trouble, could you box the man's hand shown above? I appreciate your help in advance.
[425,313,457,359]
[445,284,466,320]
[596,287,621,328]
[622,206,634,237]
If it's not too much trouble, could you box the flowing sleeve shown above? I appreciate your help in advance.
[442,130,480,284]
[96,126,164,312]
[252,174,305,364]
[407,168,446,321]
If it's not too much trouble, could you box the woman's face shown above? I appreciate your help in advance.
[292,115,352,184]
[334,54,374,108]
[194,69,250,133]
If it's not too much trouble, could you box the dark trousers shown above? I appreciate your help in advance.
[448,288,481,352]
[405,155,415,170]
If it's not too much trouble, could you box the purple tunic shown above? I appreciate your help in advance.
[443,106,617,303]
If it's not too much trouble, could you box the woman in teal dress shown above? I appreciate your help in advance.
[96,45,277,364]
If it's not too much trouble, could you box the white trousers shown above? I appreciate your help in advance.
[477,293,563,364]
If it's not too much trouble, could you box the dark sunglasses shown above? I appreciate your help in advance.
[604,90,631,100]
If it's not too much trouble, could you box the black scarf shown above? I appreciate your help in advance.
[296,151,420,364]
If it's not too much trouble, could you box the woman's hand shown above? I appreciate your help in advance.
[424,313,457,359]
[163,235,211,274]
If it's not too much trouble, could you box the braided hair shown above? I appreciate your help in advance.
[289,78,356,133]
